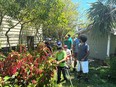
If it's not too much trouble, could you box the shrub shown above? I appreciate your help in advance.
[109,57,116,79]
[0,43,56,87]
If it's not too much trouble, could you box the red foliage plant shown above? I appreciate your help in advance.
[0,44,56,86]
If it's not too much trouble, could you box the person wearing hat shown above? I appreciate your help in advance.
[56,47,68,84]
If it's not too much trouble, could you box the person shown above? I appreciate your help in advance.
[45,41,52,53]
[37,42,52,57]
[44,41,53,57]
[56,47,68,84]
[64,34,73,51]
[64,36,68,48]
[63,45,72,68]
[76,35,90,82]
[72,34,80,71]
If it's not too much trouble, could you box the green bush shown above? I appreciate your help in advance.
[99,67,109,79]
[109,57,116,79]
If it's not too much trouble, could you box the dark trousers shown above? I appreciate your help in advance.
[57,66,67,81]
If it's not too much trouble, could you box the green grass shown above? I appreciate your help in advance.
[52,62,116,87]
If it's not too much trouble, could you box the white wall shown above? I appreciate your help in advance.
[0,16,43,48]
[0,16,21,47]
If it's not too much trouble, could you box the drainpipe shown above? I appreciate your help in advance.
[107,33,111,57]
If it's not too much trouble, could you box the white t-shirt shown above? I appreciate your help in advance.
[66,49,71,56]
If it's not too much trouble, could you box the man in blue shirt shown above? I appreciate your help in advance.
[76,35,89,82]
[73,34,80,71]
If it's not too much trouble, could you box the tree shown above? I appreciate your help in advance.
[0,0,79,49]
[0,0,50,48]
[42,0,79,41]
[88,0,116,34]
[0,0,21,49]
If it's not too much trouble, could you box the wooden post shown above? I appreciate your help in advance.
[107,33,111,57]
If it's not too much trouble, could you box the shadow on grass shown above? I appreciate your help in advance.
[57,59,116,87]
[60,72,91,87]
[59,69,116,87]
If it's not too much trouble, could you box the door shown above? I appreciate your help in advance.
[27,36,34,50]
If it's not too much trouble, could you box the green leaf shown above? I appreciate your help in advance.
[3,76,11,81]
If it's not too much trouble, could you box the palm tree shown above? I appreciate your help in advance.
[100,0,116,4]
[88,0,116,34]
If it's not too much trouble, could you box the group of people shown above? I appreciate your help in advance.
[55,34,90,84]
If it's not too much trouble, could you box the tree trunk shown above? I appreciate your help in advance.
[0,13,5,26]
[0,15,3,26]
[5,28,11,50]
[5,21,20,50]
[19,24,23,44]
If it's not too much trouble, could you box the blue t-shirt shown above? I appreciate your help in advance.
[73,38,80,52]
[77,43,89,61]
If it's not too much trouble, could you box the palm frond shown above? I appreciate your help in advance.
[99,0,116,5]
[88,1,116,34]
[107,0,116,5]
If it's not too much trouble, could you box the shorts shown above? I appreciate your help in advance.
[76,60,89,73]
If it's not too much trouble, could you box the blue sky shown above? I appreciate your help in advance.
[72,0,97,21]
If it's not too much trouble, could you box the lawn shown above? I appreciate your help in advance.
[52,59,116,87]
